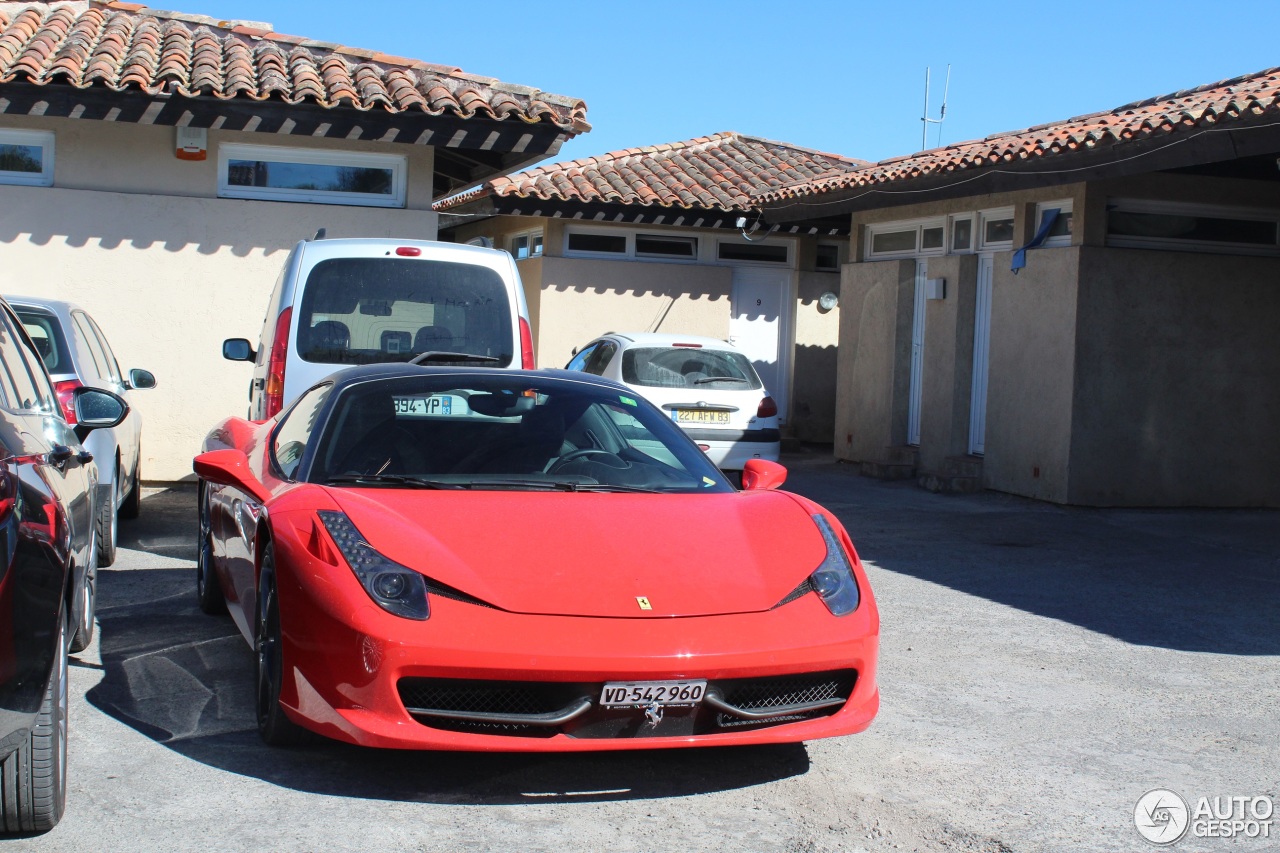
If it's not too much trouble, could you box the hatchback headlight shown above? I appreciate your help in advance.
[317,510,429,620]
[809,514,861,616]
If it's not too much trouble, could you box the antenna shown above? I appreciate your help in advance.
[921,64,951,150]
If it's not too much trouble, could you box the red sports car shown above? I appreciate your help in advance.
[193,365,878,751]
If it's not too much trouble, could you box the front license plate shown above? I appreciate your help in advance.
[600,680,707,707]
[675,409,729,426]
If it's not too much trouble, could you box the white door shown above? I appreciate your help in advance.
[907,260,927,446]
[968,255,994,455]
[729,267,789,420]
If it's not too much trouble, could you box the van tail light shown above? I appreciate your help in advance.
[54,379,83,424]
[757,395,778,419]
[519,316,535,369]
[264,307,292,419]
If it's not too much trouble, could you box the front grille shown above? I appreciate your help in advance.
[397,670,856,739]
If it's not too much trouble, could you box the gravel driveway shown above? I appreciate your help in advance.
[11,450,1278,852]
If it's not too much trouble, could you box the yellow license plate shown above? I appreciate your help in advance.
[676,409,729,425]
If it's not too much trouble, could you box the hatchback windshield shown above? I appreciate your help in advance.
[296,258,513,367]
[621,347,762,389]
[300,374,733,493]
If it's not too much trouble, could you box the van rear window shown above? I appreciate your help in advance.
[296,258,513,366]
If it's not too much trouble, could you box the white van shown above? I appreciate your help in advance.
[224,235,534,420]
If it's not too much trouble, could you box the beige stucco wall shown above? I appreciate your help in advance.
[534,255,732,368]
[916,254,978,473]
[834,259,916,462]
[0,116,441,482]
[792,270,841,442]
[1068,247,1280,506]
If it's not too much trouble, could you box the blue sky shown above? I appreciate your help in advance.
[195,1,1279,167]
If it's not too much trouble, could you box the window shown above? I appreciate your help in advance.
[950,216,974,252]
[566,232,627,255]
[1106,199,1280,256]
[870,228,916,255]
[717,241,788,264]
[0,129,54,187]
[815,243,841,271]
[273,383,332,480]
[218,144,406,208]
[509,231,544,260]
[565,342,600,372]
[865,218,947,258]
[0,307,52,412]
[978,209,1015,249]
[636,234,697,259]
[1036,201,1074,248]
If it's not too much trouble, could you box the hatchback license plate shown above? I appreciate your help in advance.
[675,409,729,425]
[600,680,707,707]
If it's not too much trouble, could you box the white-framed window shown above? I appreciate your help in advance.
[508,229,544,260]
[564,228,628,256]
[636,233,697,259]
[865,218,946,259]
[716,239,788,264]
[1106,198,1280,256]
[815,242,844,271]
[217,143,406,208]
[949,214,975,253]
[564,227,704,262]
[1035,200,1074,248]
[978,208,1015,250]
[0,129,54,187]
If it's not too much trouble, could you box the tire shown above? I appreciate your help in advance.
[69,546,97,653]
[0,611,68,834]
[94,474,117,569]
[120,456,141,520]
[195,483,226,615]
[254,543,310,746]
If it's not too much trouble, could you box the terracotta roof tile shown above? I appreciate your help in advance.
[758,65,1280,204]
[0,0,588,131]
[435,131,866,212]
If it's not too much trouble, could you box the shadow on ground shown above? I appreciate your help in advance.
[784,450,1280,656]
[87,489,809,803]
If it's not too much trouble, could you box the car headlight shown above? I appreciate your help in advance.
[317,510,429,620]
[809,514,861,617]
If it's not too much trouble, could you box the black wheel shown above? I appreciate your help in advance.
[254,544,309,746]
[120,455,141,520]
[195,483,226,615]
[94,474,117,569]
[0,611,68,834]
[69,548,96,653]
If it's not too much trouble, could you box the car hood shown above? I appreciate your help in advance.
[324,489,827,618]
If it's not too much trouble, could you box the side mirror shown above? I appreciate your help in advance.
[193,448,270,504]
[127,368,157,390]
[741,459,787,491]
[223,338,255,362]
[72,387,129,442]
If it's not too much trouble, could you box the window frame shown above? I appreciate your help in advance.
[815,242,844,272]
[508,229,544,260]
[1105,198,1280,257]
[217,143,407,208]
[563,227,630,258]
[1035,200,1074,249]
[0,129,54,187]
[715,238,790,265]
[865,217,947,259]
[977,207,1016,251]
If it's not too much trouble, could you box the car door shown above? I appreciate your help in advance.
[78,311,141,485]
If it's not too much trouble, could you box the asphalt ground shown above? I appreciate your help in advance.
[9,449,1279,852]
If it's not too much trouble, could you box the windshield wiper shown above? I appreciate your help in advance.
[325,474,465,490]
[408,351,502,365]
[560,483,662,493]
[693,376,750,385]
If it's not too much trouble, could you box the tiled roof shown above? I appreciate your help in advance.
[757,65,1280,204]
[435,132,864,212]
[0,1,589,132]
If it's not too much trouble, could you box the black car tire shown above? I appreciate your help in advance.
[0,612,68,834]
[255,543,310,746]
[120,456,141,520]
[94,475,117,569]
[69,550,96,653]
[195,483,226,615]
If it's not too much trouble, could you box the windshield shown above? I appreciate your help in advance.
[296,257,514,367]
[621,346,762,389]
[306,374,733,493]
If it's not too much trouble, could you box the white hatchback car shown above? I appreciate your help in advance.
[565,332,780,476]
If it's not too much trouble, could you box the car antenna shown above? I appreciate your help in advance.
[312,228,327,241]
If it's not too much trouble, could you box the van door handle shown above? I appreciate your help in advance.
[253,379,265,390]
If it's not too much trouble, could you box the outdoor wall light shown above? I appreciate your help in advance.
[818,291,839,312]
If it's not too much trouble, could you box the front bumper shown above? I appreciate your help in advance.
[273,531,878,752]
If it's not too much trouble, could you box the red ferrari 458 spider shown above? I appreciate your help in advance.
[193,365,878,751]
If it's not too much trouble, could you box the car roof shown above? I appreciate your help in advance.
[4,295,82,316]
[296,237,512,264]
[321,363,627,393]
[600,332,740,350]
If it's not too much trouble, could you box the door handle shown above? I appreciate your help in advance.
[77,450,94,464]
[49,444,74,466]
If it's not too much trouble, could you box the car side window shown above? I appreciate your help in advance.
[272,383,333,480]
[72,312,110,381]
[583,341,617,375]
[565,342,599,372]
[0,308,52,412]
[84,314,123,383]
